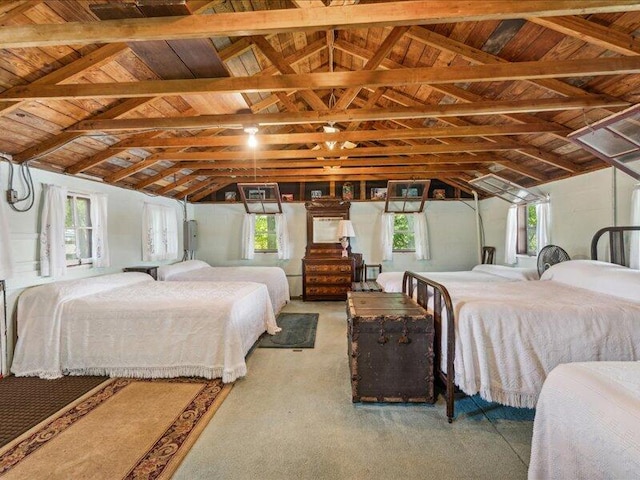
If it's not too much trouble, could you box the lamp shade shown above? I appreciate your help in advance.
[337,219,356,238]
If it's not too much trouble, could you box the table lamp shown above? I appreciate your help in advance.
[337,219,356,258]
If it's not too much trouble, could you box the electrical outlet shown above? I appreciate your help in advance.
[6,190,17,204]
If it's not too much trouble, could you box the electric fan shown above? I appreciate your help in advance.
[537,245,571,276]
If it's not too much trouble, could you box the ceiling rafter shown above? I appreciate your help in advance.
[2,1,638,48]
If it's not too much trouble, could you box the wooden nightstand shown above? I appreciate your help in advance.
[123,266,158,280]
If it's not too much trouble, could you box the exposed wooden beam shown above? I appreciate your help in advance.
[104,158,159,183]
[69,96,629,132]
[135,167,185,190]
[5,56,639,100]
[2,1,638,48]
[529,16,640,56]
[189,182,232,202]
[111,123,568,149]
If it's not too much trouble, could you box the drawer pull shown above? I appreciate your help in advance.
[377,335,388,345]
[398,334,411,345]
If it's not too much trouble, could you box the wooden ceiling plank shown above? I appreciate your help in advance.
[155,171,205,195]
[171,176,216,198]
[70,96,629,132]
[405,25,615,99]
[529,16,640,56]
[495,160,549,181]
[3,1,639,48]
[438,178,477,196]
[251,35,327,112]
[104,158,160,183]
[5,55,639,100]
[0,0,42,24]
[333,26,409,110]
[189,182,232,202]
[134,166,185,190]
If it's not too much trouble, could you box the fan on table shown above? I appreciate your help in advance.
[537,245,571,276]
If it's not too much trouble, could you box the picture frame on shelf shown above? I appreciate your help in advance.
[401,187,419,197]
[224,191,237,202]
[281,193,294,201]
[371,187,387,200]
[433,189,446,200]
[311,190,323,199]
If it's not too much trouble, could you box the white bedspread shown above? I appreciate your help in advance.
[158,261,290,314]
[445,279,640,408]
[11,273,279,382]
[376,264,538,293]
[529,362,640,480]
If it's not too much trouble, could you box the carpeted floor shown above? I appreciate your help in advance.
[0,375,107,448]
[259,312,319,348]
[173,300,536,480]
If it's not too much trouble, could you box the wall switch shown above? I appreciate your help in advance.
[6,190,17,204]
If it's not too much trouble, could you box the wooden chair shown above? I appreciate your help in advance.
[364,263,382,281]
[481,246,496,264]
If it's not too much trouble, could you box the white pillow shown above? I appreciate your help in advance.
[472,264,540,280]
[157,260,209,280]
[541,260,640,303]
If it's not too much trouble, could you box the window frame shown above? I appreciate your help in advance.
[392,213,416,253]
[254,214,278,253]
[65,193,93,267]
[516,203,538,257]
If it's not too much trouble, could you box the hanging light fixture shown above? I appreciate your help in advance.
[325,30,339,151]
[244,125,258,148]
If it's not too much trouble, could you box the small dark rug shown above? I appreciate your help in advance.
[259,312,319,348]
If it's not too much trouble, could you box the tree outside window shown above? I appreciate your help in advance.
[517,204,538,256]
[393,214,415,252]
[255,214,277,252]
[65,194,93,266]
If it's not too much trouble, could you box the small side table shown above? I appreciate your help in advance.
[351,281,382,292]
[123,266,158,280]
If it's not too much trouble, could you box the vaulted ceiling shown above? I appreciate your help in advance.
[1,0,640,202]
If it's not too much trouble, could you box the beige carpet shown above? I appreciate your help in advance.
[0,377,232,480]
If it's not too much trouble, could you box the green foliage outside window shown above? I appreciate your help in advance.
[255,214,277,251]
[393,214,415,251]
[65,195,92,264]
[526,204,537,255]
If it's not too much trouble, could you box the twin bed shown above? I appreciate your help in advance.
[11,271,281,382]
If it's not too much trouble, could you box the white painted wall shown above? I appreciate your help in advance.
[480,167,639,268]
[0,162,190,374]
[194,199,480,297]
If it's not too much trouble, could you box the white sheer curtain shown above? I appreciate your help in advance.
[89,193,110,268]
[380,212,394,261]
[0,193,13,280]
[40,184,68,278]
[504,205,518,265]
[142,203,179,262]
[413,212,430,260]
[631,185,640,270]
[536,201,551,253]
[241,213,255,260]
[275,213,290,260]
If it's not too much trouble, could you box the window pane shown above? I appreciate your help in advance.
[255,233,269,250]
[267,233,278,250]
[77,228,92,259]
[65,228,77,260]
[526,204,537,255]
[393,233,415,250]
[65,198,74,227]
[76,197,91,227]
[255,215,268,234]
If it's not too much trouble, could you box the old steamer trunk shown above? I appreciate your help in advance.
[346,292,435,403]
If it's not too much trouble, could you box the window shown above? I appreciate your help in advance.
[255,214,277,252]
[517,204,537,256]
[65,194,92,266]
[392,214,415,252]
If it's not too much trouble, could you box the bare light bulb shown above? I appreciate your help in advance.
[247,134,258,148]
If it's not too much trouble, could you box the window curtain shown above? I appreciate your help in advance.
[504,205,518,265]
[89,193,110,268]
[536,200,551,253]
[0,192,13,280]
[413,212,431,260]
[142,203,179,262]
[241,213,255,260]
[275,213,290,260]
[380,212,394,261]
[631,185,640,270]
[40,184,68,278]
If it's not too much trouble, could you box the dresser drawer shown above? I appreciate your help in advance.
[304,263,352,273]
[306,285,351,296]
[306,275,352,285]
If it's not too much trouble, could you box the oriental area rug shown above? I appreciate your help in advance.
[258,312,319,348]
[0,377,232,480]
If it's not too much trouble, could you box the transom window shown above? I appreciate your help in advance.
[392,214,415,252]
[517,204,537,256]
[65,194,92,266]
[254,214,277,252]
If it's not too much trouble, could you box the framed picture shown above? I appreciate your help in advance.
[342,182,353,200]
[248,189,266,200]
[433,189,446,200]
[371,187,387,200]
[311,190,323,199]
[224,191,236,202]
[281,193,294,201]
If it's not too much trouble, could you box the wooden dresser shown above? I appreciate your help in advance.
[302,256,354,301]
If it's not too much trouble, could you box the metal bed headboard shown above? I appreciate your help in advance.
[590,226,640,266]
[403,271,456,423]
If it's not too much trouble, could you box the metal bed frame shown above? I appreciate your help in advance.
[591,225,640,266]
